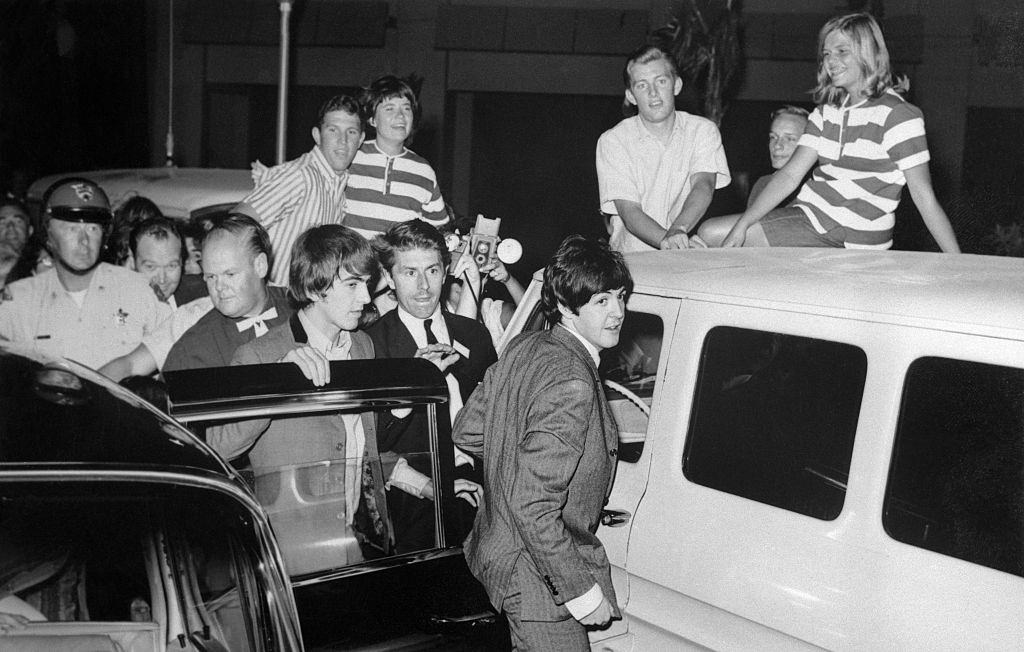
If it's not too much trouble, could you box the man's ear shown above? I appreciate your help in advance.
[625,89,637,107]
[311,126,322,147]
[673,76,683,97]
[253,252,269,279]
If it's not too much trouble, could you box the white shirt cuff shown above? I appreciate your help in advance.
[454,445,475,468]
[564,583,603,620]
[385,457,431,498]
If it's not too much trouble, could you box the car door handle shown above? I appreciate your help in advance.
[600,508,631,527]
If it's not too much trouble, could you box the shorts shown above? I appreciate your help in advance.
[760,207,845,248]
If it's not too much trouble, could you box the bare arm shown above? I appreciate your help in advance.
[723,145,817,247]
[612,200,668,249]
[662,172,717,249]
[99,343,158,381]
[904,164,960,253]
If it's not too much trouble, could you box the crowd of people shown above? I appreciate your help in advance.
[0,12,964,648]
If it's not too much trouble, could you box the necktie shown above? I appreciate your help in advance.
[424,318,438,345]
[235,306,278,337]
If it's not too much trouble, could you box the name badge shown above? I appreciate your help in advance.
[452,340,470,358]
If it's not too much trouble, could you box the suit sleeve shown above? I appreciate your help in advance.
[451,364,492,457]
[509,377,598,604]
[204,345,273,461]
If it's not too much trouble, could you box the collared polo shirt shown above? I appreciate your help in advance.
[597,111,731,253]
[343,140,448,238]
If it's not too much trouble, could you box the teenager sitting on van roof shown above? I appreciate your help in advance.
[698,13,960,252]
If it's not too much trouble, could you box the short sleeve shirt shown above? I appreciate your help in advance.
[597,112,731,253]
[0,263,171,369]
[793,90,929,249]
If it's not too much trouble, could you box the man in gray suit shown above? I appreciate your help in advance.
[207,224,390,559]
[453,235,632,649]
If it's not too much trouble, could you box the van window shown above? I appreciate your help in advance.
[683,327,867,520]
[600,311,664,463]
[885,357,1024,578]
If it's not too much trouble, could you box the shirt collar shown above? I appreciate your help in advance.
[397,304,446,345]
[558,323,601,367]
[297,309,352,358]
[309,144,349,182]
[370,139,409,159]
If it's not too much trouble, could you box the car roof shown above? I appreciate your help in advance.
[531,248,1024,339]
[0,343,234,475]
[26,167,253,220]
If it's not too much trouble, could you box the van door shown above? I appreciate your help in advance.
[588,292,679,649]
[500,283,678,648]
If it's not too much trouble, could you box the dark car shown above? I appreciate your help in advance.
[0,343,504,651]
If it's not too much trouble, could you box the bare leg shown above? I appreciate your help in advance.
[697,214,771,247]
[697,214,741,247]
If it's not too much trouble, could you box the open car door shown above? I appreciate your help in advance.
[165,358,500,648]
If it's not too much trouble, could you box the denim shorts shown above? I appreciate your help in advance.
[761,207,845,248]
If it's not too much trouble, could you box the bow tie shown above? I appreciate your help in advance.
[236,307,278,337]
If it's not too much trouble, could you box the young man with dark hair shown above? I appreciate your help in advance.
[206,224,390,559]
[597,44,730,251]
[453,234,632,650]
[343,76,448,238]
[367,219,495,553]
[235,94,365,285]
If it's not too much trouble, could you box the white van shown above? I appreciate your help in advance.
[500,248,1024,651]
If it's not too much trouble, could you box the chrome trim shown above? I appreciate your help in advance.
[172,391,448,423]
[290,547,465,588]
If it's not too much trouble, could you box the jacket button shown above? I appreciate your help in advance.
[335,443,344,452]
[609,448,617,457]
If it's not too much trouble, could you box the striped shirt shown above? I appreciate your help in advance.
[343,141,448,238]
[242,146,347,285]
[793,90,930,249]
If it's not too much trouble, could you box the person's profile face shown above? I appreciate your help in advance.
[768,114,807,170]
[201,232,267,318]
[313,109,364,174]
[311,271,372,332]
[47,219,103,274]
[0,206,31,251]
[559,287,627,352]
[133,233,183,302]
[625,57,682,125]
[384,246,444,320]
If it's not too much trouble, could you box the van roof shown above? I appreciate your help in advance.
[534,249,1024,339]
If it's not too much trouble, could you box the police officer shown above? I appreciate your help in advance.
[0,177,170,369]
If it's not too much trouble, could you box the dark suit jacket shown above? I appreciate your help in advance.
[452,326,621,621]
[366,308,496,455]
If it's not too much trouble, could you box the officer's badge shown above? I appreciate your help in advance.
[114,308,129,325]
[71,183,94,202]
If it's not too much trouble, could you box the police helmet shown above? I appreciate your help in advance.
[41,177,112,227]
